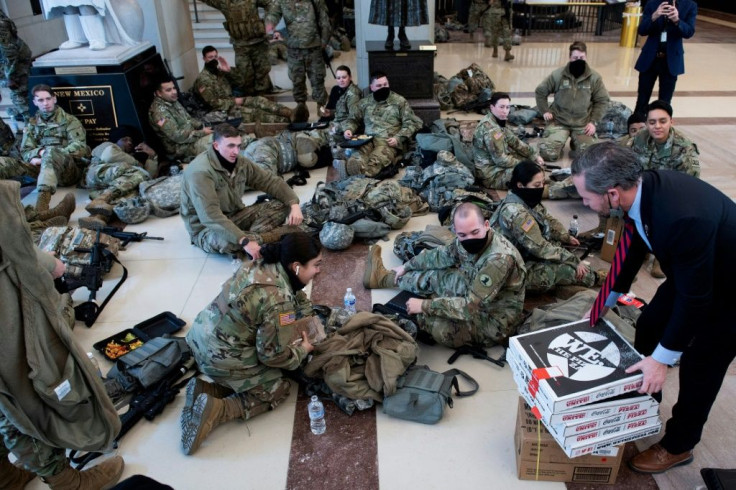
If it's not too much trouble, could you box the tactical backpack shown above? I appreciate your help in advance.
[139,174,183,218]
[437,188,498,226]
[449,63,495,109]
[38,226,121,266]
[597,100,634,138]
[399,150,475,212]
[415,119,474,171]
[507,105,541,126]
[393,225,454,262]
[382,365,479,424]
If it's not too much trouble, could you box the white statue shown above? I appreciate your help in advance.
[42,0,144,51]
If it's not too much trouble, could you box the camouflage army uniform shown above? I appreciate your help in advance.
[266,0,331,105]
[84,142,157,200]
[397,230,526,347]
[20,107,89,193]
[630,127,700,178]
[0,117,36,180]
[342,91,422,177]
[148,95,212,162]
[468,0,511,50]
[200,0,273,95]
[473,112,539,189]
[309,82,362,150]
[193,68,290,123]
[181,145,299,254]
[186,260,312,399]
[0,10,31,121]
[241,131,298,175]
[535,63,609,161]
[490,191,597,292]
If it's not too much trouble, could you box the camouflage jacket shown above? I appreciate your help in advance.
[404,230,526,332]
[180,145,299,245]
[0,10,31,85]
[535,64,609,128]
[20,107,89,162]
[490,191,578,266]
[186,260,312,392]
[630,127,700,178]
[472,113,538,179]
[148,95,208,160]
[193,68,237,113]
[90,142,158,178]
[200,0,269,44]
[266,0,331,49]
[0,118,18,158]
[331,83,362,133]
[343,91,422,149]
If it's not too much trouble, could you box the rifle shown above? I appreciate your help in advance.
[99,226,164,248]
[70,357,196,470]
[447,344,506,368]
[54,229,128,327]
[323,49,336,78]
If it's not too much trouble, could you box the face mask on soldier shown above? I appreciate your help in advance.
[205,59,219,74]
[373,87,390,102]
[460,231,489,254]
[568,59,586,78]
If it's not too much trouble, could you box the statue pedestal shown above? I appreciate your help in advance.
[29,44,167,150]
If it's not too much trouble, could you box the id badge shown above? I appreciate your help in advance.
[660,31,667,43]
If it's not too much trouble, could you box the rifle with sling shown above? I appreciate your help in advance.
[98,226,164,248]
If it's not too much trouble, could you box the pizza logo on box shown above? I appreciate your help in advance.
[546,331,620,381]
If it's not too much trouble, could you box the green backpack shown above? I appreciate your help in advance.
[382,365,478,424]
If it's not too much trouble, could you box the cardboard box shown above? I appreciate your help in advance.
[600,216,624,263]
[515,399,624,484]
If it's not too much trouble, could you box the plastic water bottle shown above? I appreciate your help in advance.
[308,395,326,434]
[569,215,579,237]
[87,352,103,378]
[344,288,356,315]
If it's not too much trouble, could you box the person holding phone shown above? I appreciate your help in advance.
[633,0,697,116]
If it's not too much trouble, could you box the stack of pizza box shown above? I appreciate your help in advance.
[508,319,661,458]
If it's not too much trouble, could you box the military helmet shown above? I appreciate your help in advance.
[319,221,354,250]
[114,196,151,224]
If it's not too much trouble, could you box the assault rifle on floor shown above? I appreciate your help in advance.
[99,226,164,248]
[448,344,506,368]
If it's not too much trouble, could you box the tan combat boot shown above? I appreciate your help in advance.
[181,393,246,455]
[85,190,116,217]
[78,214,111,230]
[504,49,515,62]
[181,377,234,424]
[650,258,665,278]
[38,192,76,221]
[36,190,53,212]
[363,245,397,289]
[42,456,124,490]
[491,44,498,56]
[0,456,36,488]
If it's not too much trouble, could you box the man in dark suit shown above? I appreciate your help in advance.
[634,0,697,116]
[571,142,736,474]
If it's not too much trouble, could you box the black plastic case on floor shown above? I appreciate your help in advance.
[93,311,186,361]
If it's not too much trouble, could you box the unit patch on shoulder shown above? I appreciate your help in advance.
[479,274,493,288]
[522,217,535,232]
[279,311,296,326]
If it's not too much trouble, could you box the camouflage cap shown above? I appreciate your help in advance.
[319,221,354,250]
[114,196,151,224]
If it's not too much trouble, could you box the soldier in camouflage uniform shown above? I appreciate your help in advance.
[20,85,89,212]
[199,0,273,95]
[265,0,331,122]
[364,202,526,348]
[473,92,543,189]
[182,232,322,454]
[242,129,323,173]
[0,10,31,122]
[617,112,647,147]
[149,78,214,162]
[194,46,292,123]
[79,126,160,229]
[181,124,303,256]
[468,0,513,60]
[535,42,609,162]
[630,100,700,178]
[490,161,605,293]
[0,117,33,179]
[338,72,422,179]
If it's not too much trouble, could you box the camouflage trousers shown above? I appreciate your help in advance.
[232,39,273,95]
[192,200,290,254]
[477,8,511,50]
[398,269,504,348]
[547,175,580,200]
[36,147,84,193]
[0,406,67,477]
[84,162,150,198]
[476,163,514,190]
[347,138,401,178]
[538,123,598,162]
[236,96,290,123]
[209,378,291,417]
[287,46,327,105]
[8,85,30,121]
[0,156,38,179]
[269,41,288,65]
[525,260,596,293]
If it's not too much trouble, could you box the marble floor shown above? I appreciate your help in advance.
[17,13,736,490]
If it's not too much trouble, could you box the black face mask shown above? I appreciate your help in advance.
[205,59,219,74]
[514,187,545,208]
[568,59,586,78]
[460,231,489,254]
[373,87,390,102]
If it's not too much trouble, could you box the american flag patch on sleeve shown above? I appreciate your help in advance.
[279,311,296,326]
